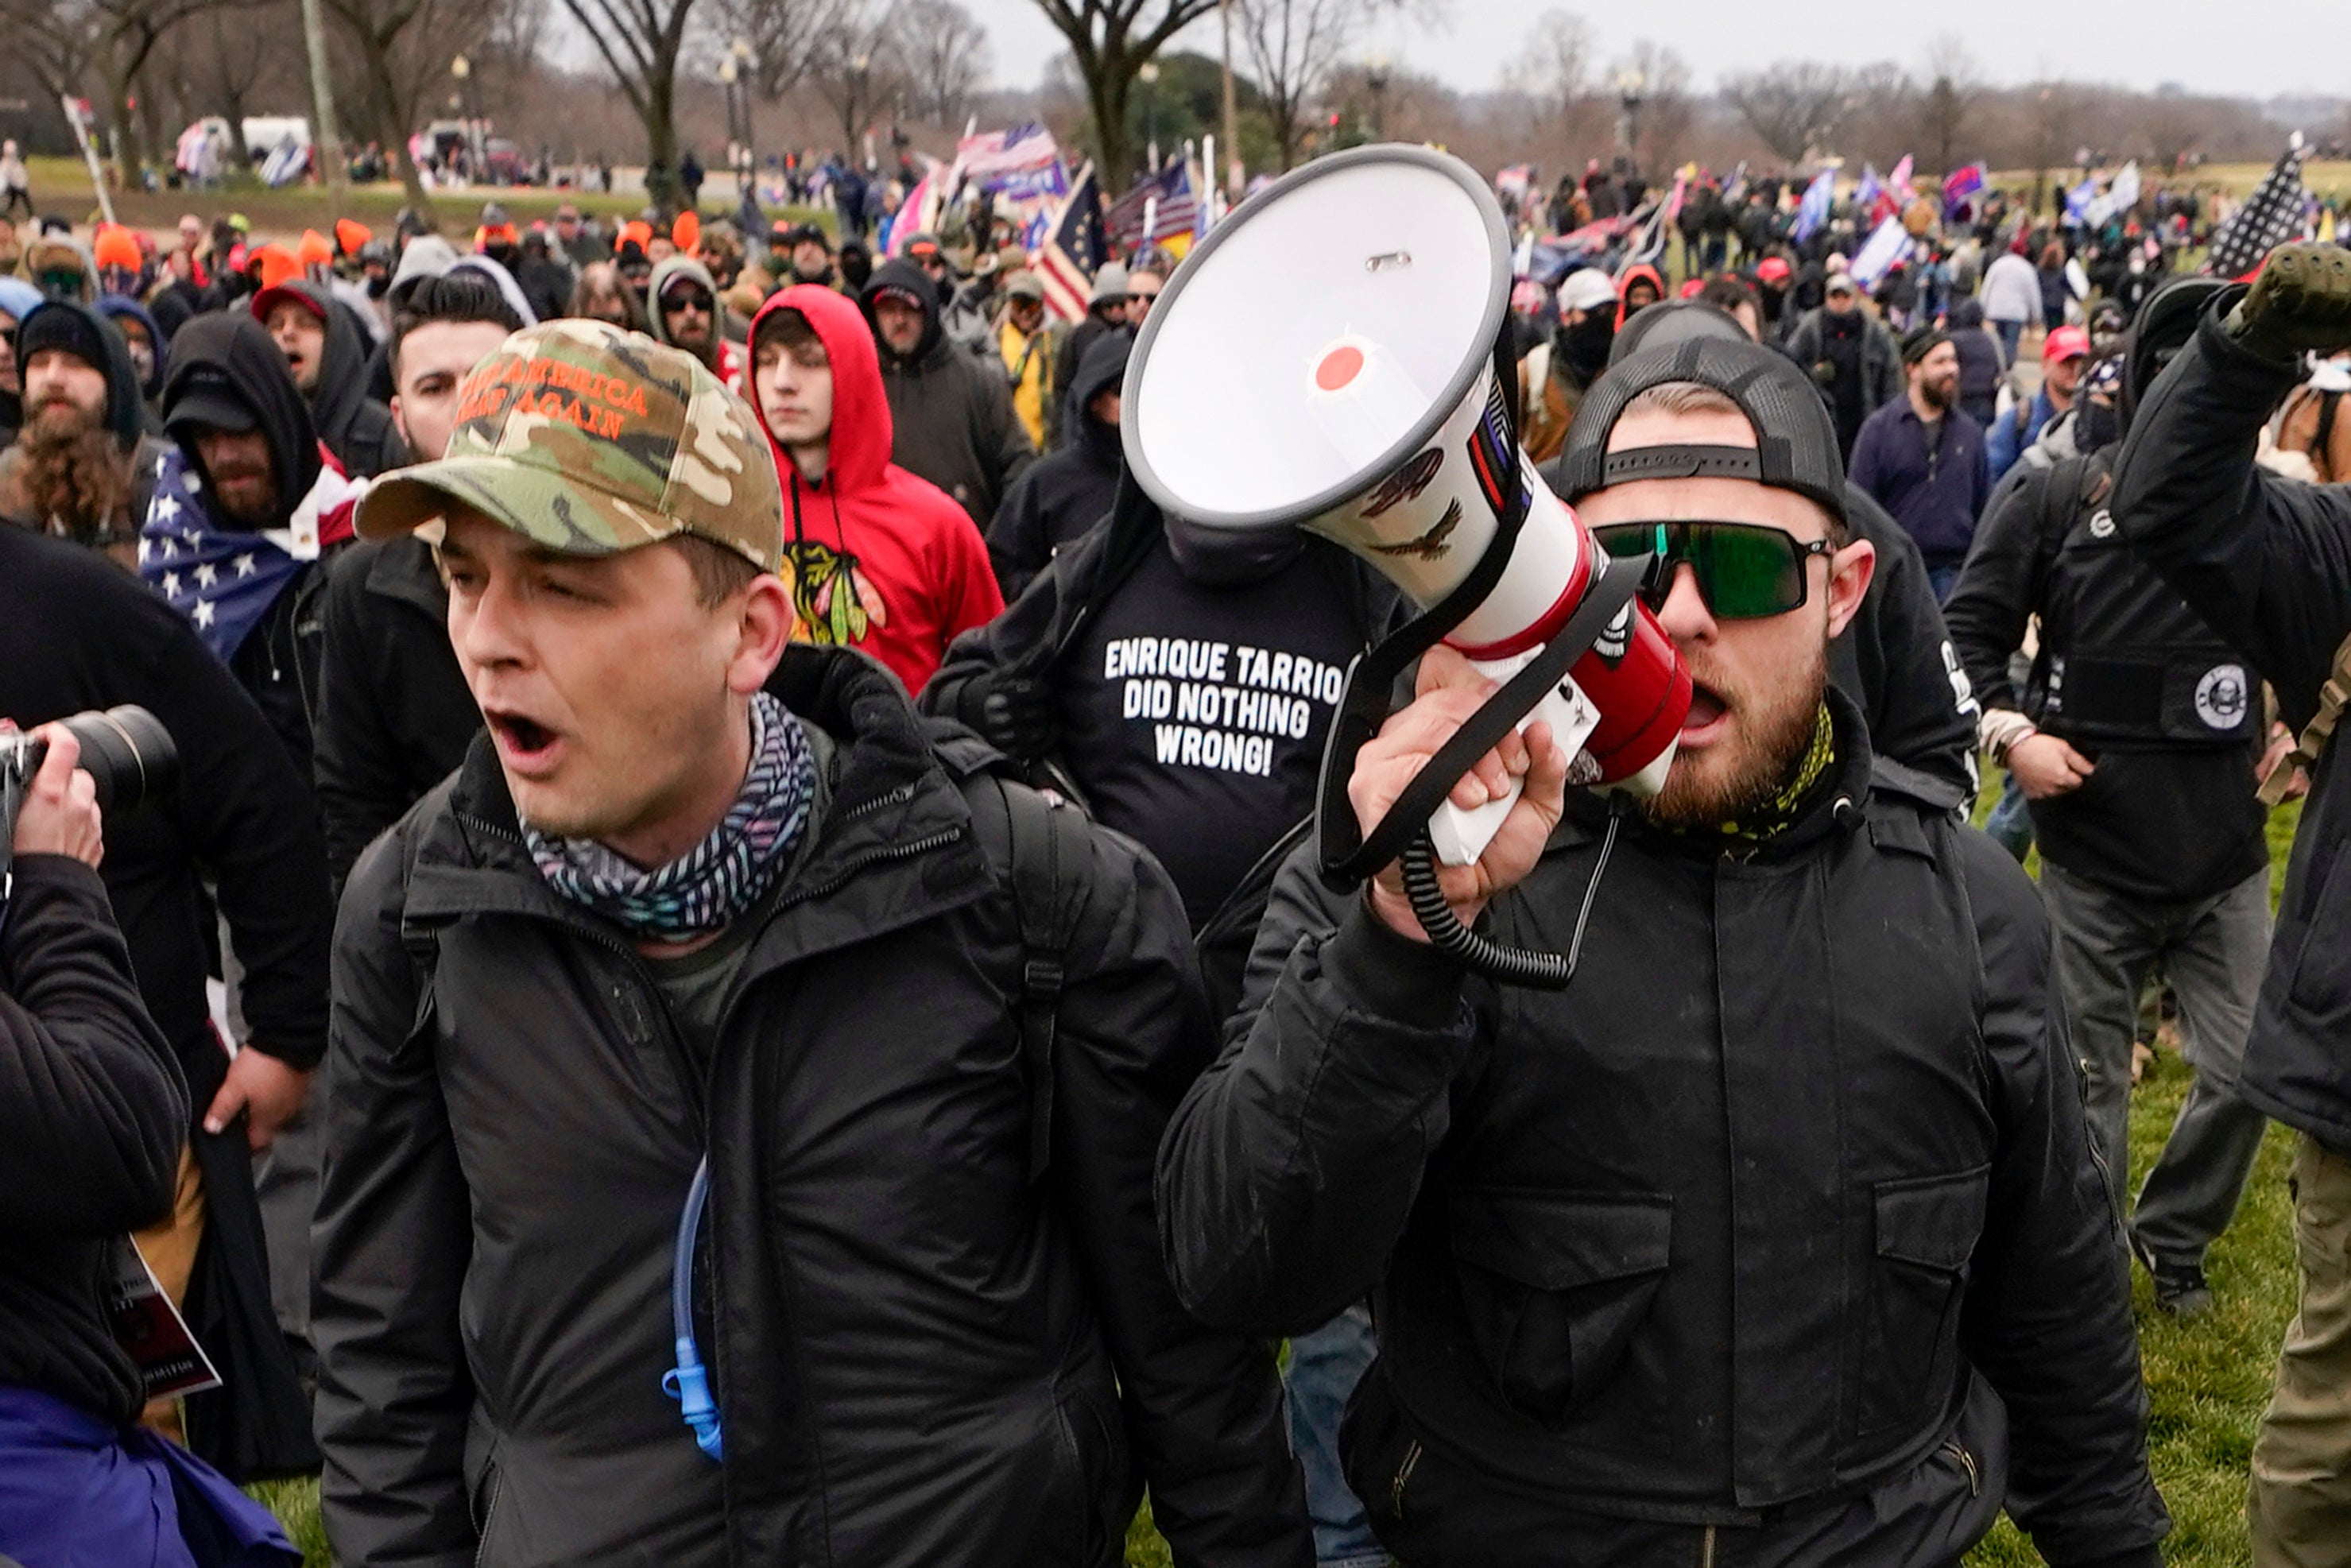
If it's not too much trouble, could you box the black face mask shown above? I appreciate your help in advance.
[1163,511,1307,587]
[1560,311,1616,380]
[2074,398,2121,453]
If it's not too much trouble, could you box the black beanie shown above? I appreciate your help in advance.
[15,299,140,449]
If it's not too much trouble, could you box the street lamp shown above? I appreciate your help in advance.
[1615,67,1646,172]
[718,56,741,188]
[1366,54,1390,141]
[450,54,482,176]
[730,37,755,184]
[1139,61,1161,172]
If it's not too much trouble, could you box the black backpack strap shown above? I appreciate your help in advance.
[963,770,1093,1183]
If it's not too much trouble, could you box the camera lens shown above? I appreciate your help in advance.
[57,707,178,815]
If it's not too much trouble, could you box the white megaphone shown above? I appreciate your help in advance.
[1122,145,1691,884]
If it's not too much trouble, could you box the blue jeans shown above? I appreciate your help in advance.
[1985,769,2035,861]
[1993,317,2024,365]
[1284,1306,1389,1568]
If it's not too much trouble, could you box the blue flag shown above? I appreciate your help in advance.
[1792,169,1835,244]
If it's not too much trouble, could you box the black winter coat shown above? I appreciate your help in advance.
[315,646,1307,1568]
[280,279,408,478]
[2112,305,2351,1150]
[0,523,329,1480]
[313,536,479,886]
[861,260,1035,526]
[0,855,187,1423]
[1157,695,2167,1568]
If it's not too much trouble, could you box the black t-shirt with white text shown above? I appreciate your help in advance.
[1059,536,1367,927]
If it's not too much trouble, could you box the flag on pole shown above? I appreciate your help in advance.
[1622,172,1687,269]
[954,123,1063,196]
[2206,135,2309,279]
[2062,173,2099,226]
[1853,165,1883,219]
[1036,163,1106,323]
[1942,164,1985,222]
[1791,168,1835,244]
[1849,215,1910,288]
[1106,158,1201,257]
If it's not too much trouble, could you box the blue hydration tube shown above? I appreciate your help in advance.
[662,1157,723,1461]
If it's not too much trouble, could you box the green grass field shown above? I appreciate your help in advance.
[247,789,2312,1566]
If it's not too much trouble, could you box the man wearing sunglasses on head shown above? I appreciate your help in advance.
[1162,336,2167,1568]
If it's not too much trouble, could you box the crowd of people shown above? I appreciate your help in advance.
[1,134,2349,1568]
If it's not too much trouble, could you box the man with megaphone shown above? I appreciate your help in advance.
[1160,335,2167,1567]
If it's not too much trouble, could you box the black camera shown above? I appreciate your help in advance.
[0,707,179,889]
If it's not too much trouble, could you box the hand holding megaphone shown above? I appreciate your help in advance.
[1352,648,1571,941]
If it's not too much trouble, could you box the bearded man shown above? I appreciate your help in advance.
[1160,338,2168,1568]
[0,300,168,563]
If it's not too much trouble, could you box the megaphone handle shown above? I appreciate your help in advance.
[1427,672,1599,866]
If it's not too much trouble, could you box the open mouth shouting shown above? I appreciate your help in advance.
[483,706,564,777]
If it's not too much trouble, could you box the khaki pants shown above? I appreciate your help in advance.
[130,1144,207,1444]
[2252,1132,2351,1565]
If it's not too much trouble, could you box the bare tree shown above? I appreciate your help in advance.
[711,0,852,103]
[804,0,908,157]
[2021,79,2085,217]
[1912,35,1977,176]
[175,2,294,165]
[556,0,703,210]
[1022,0,1217,190]
[1720,61,1853,166]
[897,0,990,126]
[1232,0,1389,172]
[1501,7,1608,161]
[4,0,255,182]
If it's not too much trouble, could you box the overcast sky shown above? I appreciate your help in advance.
[960,0,2344,103]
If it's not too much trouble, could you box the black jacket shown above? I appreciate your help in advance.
[986,330,1129,599]
[860,259,1035,526]
[0,854,187,1423]
[313,536,479,887]
[0,523,328,1480]
[315,646,1307,1568]
[1157,695,2166,1568]
[280,279,408,478]
[2111,305,2351,1149]
[1946,447,2267,903]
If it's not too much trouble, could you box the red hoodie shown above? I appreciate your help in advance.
[747,285,1003,695]
[1615,261,1667,331]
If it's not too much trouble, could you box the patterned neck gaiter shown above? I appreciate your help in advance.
[525,691,816,944]
[1693,701,1838,855]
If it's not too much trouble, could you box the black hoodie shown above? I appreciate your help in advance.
[266,280,406,478]
[0,300,168,544]
[859,257,1034,525]
[985,327,1130,598]
[161,312,338,777]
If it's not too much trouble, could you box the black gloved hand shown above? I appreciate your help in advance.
[2225,242,2351,362]
[961,673,1058,761]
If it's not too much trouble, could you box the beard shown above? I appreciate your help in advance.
[1642,634,1829,832]
[1918,374,1956,412]
[10,402,130,548]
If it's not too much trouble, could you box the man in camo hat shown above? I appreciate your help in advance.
[312,319,1308,1568]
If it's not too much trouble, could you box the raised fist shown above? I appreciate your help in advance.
[2226,242,2351,362]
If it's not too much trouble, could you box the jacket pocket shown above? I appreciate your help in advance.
[1447,1188,1673,1426]
[1858,1167,1989,1440]
[2287,840,2351,1024]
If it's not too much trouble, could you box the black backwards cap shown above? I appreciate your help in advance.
[1552,335,1849,529]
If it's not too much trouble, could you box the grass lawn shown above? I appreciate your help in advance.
[247,792,2310,1567]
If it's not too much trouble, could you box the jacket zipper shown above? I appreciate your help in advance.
[1390,1439,1422,1522]
[472,1469,504,1567]
[1942,1438,1981,1496]
[1698,1525,1716,1568]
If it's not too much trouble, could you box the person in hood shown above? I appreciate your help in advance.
[250,279,406,477]
[1615,261,1665,328]
[749,284,1002,692]
[996,269,1055,452]
[646,254,745,391]
[153,311,362,777]
[1051,262,1130,448]
[1944,297,2005,429]
[986,325,1127,599]
[0,274,46,447]
[96,295,167,426]
[1518,265,1617,463]
[859,257,1035,528]
[0,300,170,560]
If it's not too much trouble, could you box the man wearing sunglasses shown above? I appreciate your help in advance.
[646,254,745,392]
[1162,337,2166,1568]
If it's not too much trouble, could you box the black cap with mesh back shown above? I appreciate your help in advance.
[1606,298,1752,368]
[1553,335,1849,529]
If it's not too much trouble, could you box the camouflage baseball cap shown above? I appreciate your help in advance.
[356,318,782,570]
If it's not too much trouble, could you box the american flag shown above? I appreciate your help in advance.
[2206,135,2310,281]
[1036,163,1106,323]
[138,443,362,663]
[954,124,1063,192]
[1106,158,1199,255]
